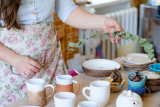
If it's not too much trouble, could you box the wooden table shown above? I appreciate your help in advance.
[6,58,160,107]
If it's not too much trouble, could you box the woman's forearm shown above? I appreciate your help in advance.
[0,43,18,65]
[65,7,105,29]
[66,7,123,43]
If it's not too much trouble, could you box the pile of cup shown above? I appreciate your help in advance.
[128,72,150,99]
[25,75,111,107]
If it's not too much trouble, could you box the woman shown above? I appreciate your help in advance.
[0,0,123,106]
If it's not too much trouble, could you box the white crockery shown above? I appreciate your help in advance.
[78,101,98,107]
[122,53,156,64]
[82,81,110,107]
[116,90,143,107]
[54,92,76,107]
[82,59,121,70]
[25,78,54,98]
[56,75,78,85]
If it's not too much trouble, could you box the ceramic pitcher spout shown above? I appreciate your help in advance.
[55,76,59,79]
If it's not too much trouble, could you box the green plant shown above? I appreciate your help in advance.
[67,30,155,60]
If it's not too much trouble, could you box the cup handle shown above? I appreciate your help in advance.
[82,87,91,100]
[45,84,55,99]
[72,80,80,94]
[142,88,151,100]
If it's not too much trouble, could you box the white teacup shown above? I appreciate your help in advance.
[54,92,76,107]
[78,101,98,107]
[82,81,110,107]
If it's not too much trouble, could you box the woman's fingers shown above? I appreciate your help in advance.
[108,33,115,44]
[24,67,36,76]
[112,19,124,43]
[116,36,121,43]
[26,63,40,73]
[21,71,31,78]
[29,60,41,69]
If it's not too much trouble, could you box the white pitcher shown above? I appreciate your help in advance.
[25,78,54,106]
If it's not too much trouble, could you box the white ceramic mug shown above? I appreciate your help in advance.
[55,75,80,94]
[82,81,110,107]
[25,78,54,106]
[54,92,76,107]
[78,101,98,107]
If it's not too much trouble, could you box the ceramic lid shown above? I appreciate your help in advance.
[121,90,138,98]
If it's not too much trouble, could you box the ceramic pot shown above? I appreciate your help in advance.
[128,72,147,89]
[128,85,151,98]
[116,90,143,107]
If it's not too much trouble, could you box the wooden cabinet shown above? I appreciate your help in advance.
[59,29,66,63]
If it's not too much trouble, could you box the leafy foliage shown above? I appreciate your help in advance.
[67,30,155,60]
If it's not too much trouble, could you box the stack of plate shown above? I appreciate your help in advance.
[122,53,157,71]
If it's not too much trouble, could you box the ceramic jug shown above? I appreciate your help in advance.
[25,78,54,106]
[55,75,80,94]
[116,90,143,107]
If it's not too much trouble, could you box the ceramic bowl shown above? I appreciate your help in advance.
[110,81,125,93]
[122,53,156,64]
[128,72,147,89]
[150,63,160,73]
[82,59,121,77]
[128,85,151,98]
[100,78,125,93]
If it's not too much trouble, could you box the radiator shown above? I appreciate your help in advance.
[102,7,138,60]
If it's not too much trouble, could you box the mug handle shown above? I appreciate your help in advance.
[72,80,80,94]
[82,87,91,100]
[142,88,151,100]
[45,84,55,99]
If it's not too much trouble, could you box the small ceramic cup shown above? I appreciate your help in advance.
[128,72,147,89]
[54,92,76,107]
[128,85,151,98]
[55,75,80,94]
[150,63,160,73]
[78,101,98,107]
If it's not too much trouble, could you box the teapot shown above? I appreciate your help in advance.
[116,90,143,107]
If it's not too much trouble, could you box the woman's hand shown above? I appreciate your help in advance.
[12,55,41,78]
[101,17,124,44]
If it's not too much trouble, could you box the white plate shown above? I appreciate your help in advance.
[82,59,121,70]
[122,53,156,64]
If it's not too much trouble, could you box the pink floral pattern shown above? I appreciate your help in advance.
[47,70,52,76]
[8,36,18,45]
[0,39,6,45]
[0,23,66,106]
[0,99,4,105]
[19,84,27,94]
[10,77,15,84]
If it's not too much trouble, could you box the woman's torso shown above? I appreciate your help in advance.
[0,0,77,25]
[17,0,55,25]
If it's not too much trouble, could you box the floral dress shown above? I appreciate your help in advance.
[0,23,67,106]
